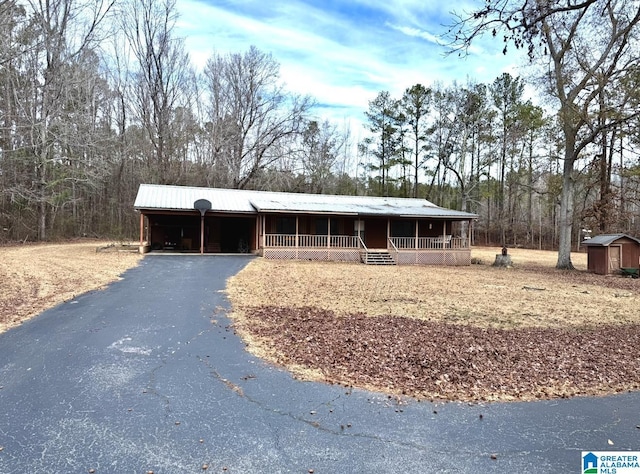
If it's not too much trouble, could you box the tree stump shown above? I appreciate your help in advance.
[492,254,513,267]
[493,246,512,267]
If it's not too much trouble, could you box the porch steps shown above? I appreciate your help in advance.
[361,250,396,265]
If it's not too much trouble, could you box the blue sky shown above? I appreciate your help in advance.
[176,0,523,128]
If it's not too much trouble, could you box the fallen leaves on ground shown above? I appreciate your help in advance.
[227,255,639,330]
[226,249,640,402]
[234,305,640,402]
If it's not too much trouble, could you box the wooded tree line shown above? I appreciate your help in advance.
[0,0,354,242]
[362,72,640,251]
[0,0,639,268]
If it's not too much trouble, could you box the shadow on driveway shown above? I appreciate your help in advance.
[0,255,637,473]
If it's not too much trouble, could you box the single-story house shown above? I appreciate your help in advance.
[133,184,478,265]
[581,233,640,275]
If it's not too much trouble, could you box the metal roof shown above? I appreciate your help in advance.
[581,233,640,246]
[134,184,478,219]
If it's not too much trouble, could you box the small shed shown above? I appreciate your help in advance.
[581,233,640,275]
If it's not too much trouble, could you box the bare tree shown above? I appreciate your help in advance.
[99,30,140,235]
[121,0,194,185]
[451,0,640,269]
[203,46,312,189]
[7,0,115,240]
[298,119,348,194]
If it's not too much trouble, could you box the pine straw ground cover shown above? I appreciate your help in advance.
[226,248,640,402]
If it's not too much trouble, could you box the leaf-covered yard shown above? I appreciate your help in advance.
[226,248,640,402]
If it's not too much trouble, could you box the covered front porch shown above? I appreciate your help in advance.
[134,184,477,265]
[259,215,472,265]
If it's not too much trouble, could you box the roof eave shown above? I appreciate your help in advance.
[255,209,358,216]
[398,214,477,219]
[137,207,256,215]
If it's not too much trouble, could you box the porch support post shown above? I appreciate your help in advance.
[387,218,390,249]
[200,214,205,255]
[262,215,266,249]
[254,216,259,252]
[327,217,331,249]
[295,216,299,256]
[442,221,446,249]
[139,213,144,246]
[415,219,419,250]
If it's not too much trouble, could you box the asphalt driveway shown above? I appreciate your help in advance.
[1,255,638,473]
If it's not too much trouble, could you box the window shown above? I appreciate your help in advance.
[276,217,296,234]
[391,220,415,237]
[315,218,338,235]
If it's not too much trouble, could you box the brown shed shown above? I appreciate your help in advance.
[582,233,640,275]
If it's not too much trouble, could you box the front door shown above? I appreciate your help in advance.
[363,218,388,249]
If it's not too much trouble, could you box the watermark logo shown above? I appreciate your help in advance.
[582,452,640,474]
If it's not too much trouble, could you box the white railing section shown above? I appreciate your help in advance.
[265,234,359,248]
[330,235,359,248]
[358,236,368,252]
[388,237,399,261]
[389,236,469,250]
[265,234,297,247]
[264,234,469,250]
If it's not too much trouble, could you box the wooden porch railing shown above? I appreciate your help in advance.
[264,234,359,248]
[389,236,469,250]
[263,234,469,250]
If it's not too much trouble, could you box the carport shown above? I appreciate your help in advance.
[143,212,255,253]
[135,185,260,254]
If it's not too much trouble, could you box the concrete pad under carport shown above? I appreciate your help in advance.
[0,255,637,473]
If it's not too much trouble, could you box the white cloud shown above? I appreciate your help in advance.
[176,0,526,130]
[386,23,443,45]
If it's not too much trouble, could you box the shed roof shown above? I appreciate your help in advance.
[581,233,640,246]
[134,184,477,219]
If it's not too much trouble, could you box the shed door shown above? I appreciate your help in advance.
[609,245,621,272]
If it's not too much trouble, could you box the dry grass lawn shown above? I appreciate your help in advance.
[227,247,639,329]
[0,240,141,333]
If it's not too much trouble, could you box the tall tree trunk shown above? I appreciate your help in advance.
[557,141,576,269]
[527,134,534,246]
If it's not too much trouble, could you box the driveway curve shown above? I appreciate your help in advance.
[0,255,638,473]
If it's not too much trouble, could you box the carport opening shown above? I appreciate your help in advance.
[147,214,254,253]
[149,214,200,251]
[219,217,253,253]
